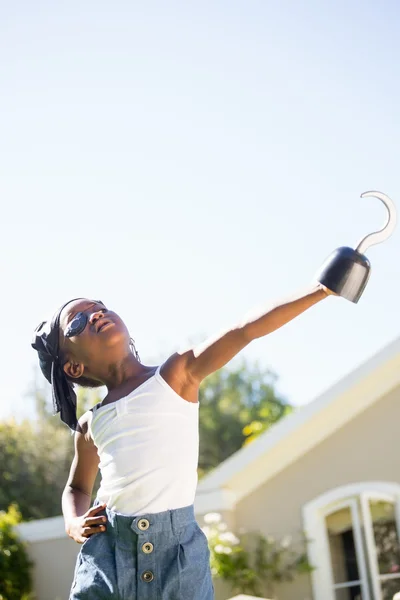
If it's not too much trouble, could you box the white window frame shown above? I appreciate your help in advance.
[361,491,400,600]
[323,498,370,599]
[302,482,400,600]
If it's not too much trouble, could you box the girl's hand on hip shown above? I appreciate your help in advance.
[67,503,108,544]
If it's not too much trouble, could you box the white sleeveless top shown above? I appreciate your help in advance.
[88,366,199,515]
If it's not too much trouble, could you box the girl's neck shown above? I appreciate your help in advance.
[104,353,144,387]
[102,363,157,404]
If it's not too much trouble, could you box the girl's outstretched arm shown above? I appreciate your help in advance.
[169,284,332,386]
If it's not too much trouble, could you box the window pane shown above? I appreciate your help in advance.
[335,585,362,600]
[326,507,360,584]
[369,499,400,575]
[381,577,400,600]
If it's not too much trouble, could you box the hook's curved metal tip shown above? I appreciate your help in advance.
[361,190,392,202]
[356,190,397,254]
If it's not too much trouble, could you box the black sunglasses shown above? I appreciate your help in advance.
[65,300,105,338]
[65,312,89,338]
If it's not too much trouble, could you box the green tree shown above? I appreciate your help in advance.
[0,381,102,521]
[0,418,71,521]
[198,361,292,476]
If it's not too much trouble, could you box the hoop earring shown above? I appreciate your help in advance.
[130,338,141,362]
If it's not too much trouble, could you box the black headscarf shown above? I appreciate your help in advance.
[31,298,84,431]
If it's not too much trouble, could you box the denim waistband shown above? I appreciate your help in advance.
[96,503,196,542]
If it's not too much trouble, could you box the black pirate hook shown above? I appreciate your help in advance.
[315,191,397,303]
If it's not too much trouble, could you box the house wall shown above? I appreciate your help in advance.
[25,536,79,600]
[234,384,400,600]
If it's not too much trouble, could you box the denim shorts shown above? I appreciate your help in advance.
[69,503,214,599]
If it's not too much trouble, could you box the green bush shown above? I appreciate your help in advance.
[0,504,33,600]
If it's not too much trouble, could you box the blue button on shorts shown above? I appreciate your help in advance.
[69,504,214,599]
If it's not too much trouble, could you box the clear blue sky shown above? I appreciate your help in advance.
[1,1,400,421]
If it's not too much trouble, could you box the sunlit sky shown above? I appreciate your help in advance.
[1,1,400,422]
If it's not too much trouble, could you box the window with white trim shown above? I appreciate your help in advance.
[303,484,400,600]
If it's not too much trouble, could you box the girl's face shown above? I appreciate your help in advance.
[59,299,131,375]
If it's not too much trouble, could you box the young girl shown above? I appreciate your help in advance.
[32,284,333,599]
